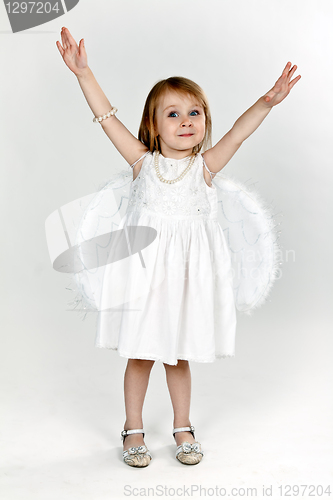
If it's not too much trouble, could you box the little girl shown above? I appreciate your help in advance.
[56,27,300,468]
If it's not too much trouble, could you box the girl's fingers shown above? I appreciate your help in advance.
[78,39,83,57]
[63,27,78,49]
[265,63,301,104]
[287,65,297,82]
[281,61,291,77]
[59,27,80,64]
[61,29,68,50]
[56,40,64,57]
[276,63,297,91]
[289,74,301,89]
[61,27,72,51]
[79,38,86,56]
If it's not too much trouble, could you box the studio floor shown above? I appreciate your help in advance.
[1,307,332,500]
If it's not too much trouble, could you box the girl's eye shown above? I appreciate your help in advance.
[168,112,178,117]
[190,110,199,116]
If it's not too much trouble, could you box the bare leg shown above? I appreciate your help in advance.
[163,360,196,446]
[122,358,155,451]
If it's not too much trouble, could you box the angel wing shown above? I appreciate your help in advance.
[212,173,281,314]
[72,169,132,314]
[45,168,134,319]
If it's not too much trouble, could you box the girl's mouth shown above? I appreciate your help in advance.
[179,134,193,137]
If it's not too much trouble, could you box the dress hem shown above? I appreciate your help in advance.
[94,344,235,365]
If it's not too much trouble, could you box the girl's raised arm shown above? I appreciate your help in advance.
[56,27,148,165]
[203,62,301,174]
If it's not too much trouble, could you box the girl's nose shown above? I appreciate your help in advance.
[181,118,193,127]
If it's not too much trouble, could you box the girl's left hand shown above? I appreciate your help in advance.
[263,62,301,106]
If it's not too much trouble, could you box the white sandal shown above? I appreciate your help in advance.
[173,425,204,465]
[121,428,152,467]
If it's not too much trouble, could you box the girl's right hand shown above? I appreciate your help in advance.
[56,27,88,77]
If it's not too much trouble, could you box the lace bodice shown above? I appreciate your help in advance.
[127,151,218,220]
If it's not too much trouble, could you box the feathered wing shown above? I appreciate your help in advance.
[212,173,281,314]
[67,169,133,319]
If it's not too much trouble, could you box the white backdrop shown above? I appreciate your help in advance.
[1,1,332,499]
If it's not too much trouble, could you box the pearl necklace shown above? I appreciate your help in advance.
[154,151,196,184]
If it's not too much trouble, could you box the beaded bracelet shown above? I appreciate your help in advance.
[93,106,118,123]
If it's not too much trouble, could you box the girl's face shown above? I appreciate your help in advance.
[154,90,206,159]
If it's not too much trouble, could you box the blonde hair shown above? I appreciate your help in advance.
[138,76,212,155]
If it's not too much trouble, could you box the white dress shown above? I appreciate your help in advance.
[95,151,237,365]
[45,150,280,365]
